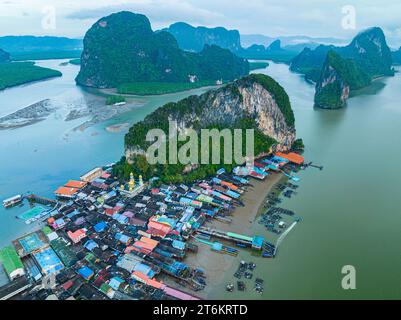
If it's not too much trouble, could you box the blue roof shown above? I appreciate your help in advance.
[172,240,185,250]
[94,221,107,233]
[78,266,94,279]
[134,263,152,276]
[84,240,98,252]
[109,277,124,290]
[252,236,264,248]
[212,242,223,251]
[115,233,130,244]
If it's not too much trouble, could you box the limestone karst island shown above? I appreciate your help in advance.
[0,1,400,306]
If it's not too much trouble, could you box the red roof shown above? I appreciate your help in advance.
[62,280,74,290]
[67,229,87,243]
[147,228,169,238]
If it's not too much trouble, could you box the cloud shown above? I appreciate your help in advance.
[0,0,400,45]
[66,0,224,27]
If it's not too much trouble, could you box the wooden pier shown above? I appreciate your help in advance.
[24,194,57,206]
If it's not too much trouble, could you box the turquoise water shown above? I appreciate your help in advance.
[0,60,212,247]
[215,62,401,299]
[1,60,400,299]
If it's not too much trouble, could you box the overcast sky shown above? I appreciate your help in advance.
[1,0,400,47]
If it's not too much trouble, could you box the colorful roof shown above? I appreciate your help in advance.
[0,246,24,277]
[55,187,78,197]
[67,229,87,243]
[275,152,304,165]
[64,180,87,189]
[78,266,94,280]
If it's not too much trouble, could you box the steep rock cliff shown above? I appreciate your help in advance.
[76,11,249,88]
[124,74,296,160]
[291,27,394,83]
[164,22,242,53]
[315,51,371,109]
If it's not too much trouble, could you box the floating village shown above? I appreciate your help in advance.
[0,151,312,300]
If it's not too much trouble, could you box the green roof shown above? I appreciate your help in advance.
[226,232,253,242]
[0,246,24,275]
[42,226,53,235]
[100,283,112,294]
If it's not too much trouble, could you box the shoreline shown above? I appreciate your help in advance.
[179,172,284,299]
[99,84,222,98]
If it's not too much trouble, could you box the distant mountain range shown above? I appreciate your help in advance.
[240,34,347,48]
[0,36,83,52]
[290,27,394,109]
[162,22,242,53]
[76,12,249,88]
[163,22,319,62]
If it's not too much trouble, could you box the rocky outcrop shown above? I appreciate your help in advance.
[314,51,371,109]
[76,11,249,88]
[291,27,394,83]
[124,74,296,160]
[164,22,242,53]
[315,61,350,109]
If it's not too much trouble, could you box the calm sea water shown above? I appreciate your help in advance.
[215,62,401,299]
[0,60,400,299]
[0,60,212,247]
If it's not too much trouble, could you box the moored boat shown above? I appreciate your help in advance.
[2,194,22,208]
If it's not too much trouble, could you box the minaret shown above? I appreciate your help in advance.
[129,172,135,192]
[139,175,144,186]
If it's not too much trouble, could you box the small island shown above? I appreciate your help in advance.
[0,60,62,91]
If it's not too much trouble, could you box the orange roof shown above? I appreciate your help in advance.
[133,241,155,252]
[147,278,164,289]
[132,271,164,289]
[132,271,149,283]
[134,237,159,252]
[148,219,172,233]
[65,180,87,189]
[55,186,78,196]
[276,152,305,165]
[140,236,159,246]
[48,217,55,224]
[220,180,239,190]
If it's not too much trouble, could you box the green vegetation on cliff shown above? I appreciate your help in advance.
[115,74,294,183]
[248,74,295,127]
[114,118,276,183]
[291,27,394,82]
[314,51,372,109]
[0,62,62,90]
[76,12,249,89]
